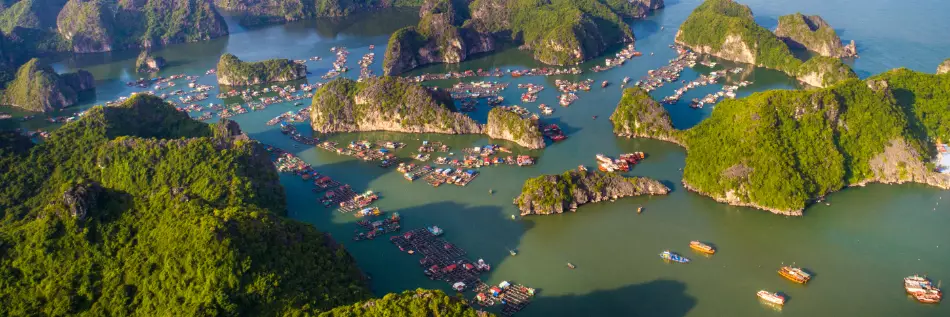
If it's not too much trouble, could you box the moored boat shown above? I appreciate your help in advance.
[778,265,811,284]
[757,290,786,305]
[904,275,942,303]
[567,262,576,269]
[689,241,716,255]
[427,226,444,236]
[660,250,689,263]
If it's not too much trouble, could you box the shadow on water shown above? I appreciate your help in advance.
[527,279,696,317]
[542,116,582,138]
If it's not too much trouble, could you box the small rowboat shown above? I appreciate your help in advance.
[689,241,716,255]
[757,290,786,305]
[660,250,689,263]
[567,262,576,269]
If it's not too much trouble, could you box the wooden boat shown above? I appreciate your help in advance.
[689,241,716,255]
[637,206,643,214]
[509,249,518,256]
[778,265,811,284]
[756,290,786,305]
[567,263,576,269]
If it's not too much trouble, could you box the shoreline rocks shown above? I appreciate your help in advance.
[515,170,670,216]
[610,87,684,146]
[485,107,545,150]
[1,58,94,112]
[938,58,950,74]
[136,50,166,73]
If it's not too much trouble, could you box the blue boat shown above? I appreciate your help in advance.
[660,250,690,263]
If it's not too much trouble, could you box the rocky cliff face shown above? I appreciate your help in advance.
[1,58,94,112]
[310,77,482,134]
[938,58,950,74]
[135,50,166,73]
[796,55,857,88]
[56,0,114,53]
[774,13,856,58]
[485,107,545,149]
[610,87,682,145]
[515,169,670,216]
[675,30,756,65]
[216,53,307,86]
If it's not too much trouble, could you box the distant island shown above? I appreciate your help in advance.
[675,0,856,87]
[136,50,166,73]
[310,77,546,149]
[611,68,950,215]
[215,0,424,26]
[775,13,857,58]
[514,168,670,216]
[0,94,487,316]
[0,58,94,112]
[216,53,308,86]
[383,0,664,75]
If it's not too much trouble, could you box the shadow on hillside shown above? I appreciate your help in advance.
[526,279,696,317]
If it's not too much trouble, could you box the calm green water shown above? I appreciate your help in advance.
[19,1,950,316]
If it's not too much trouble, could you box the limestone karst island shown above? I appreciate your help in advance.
[1,0,949,316]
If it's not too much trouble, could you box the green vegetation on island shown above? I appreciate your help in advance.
[486,107,544,149]
[611,68,950,215]
[675,0,857,87]
[215,0,424,26]
[0,94,374,315]
[610,87,681,143]
[384,0,657,75]
[0,0,228,55]
[774,13,857,58]
[0,58,94,112]
[216,53,308,86]
[515,169,670,215]
[319,289,490,317]
[310,76,481,134]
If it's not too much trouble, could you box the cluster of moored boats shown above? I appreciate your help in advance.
[446,81,509,99]
[322,46,350,79]
[591,44,642,72]
[518,83,544,102]
[594,152,645,172]
[357,51,375,82]
[635,45,698,92]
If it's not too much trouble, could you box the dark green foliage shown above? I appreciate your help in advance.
[515,169,668,214]
[874,68,950,142]
[0,58,78,112]
[610,87,678,140]
[0,0,67,33]
[0,94,374,315]
[487,107,541,143]
[677,0,860,88]
[310,76,477,133]
[681,76,936,211]
[217,0,424,25]
[319,289,489,316]
[217,53,306,86]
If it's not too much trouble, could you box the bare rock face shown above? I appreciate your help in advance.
[938,58,950,75]
[863,138,950,189]
[62,180,103,220]
[515,170,670,216]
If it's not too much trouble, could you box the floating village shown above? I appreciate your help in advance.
[6,35,945,315]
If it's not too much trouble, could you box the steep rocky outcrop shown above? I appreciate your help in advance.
[56,0,114,53]
[1,58,94,112]
[676,0,855,88]
[61,180,103,220]
[796,55,858,87]
[485,107,544,149]
[310,76,481,134]
[385,0,656,75]
[135,50,166,73]
[515,169,670,216]
[216,53,307,86]
[775,13,856,58]
[610,87,682,145]
[938,58,950,74]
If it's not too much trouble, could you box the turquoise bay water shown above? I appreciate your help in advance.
[14,1,950,316]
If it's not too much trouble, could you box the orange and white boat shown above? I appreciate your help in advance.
[778,265,811,284]
[757,290,786,305]
[689,241,716,255]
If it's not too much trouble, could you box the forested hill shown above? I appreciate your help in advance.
[0,94,483,316]
[610,70,950,215]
